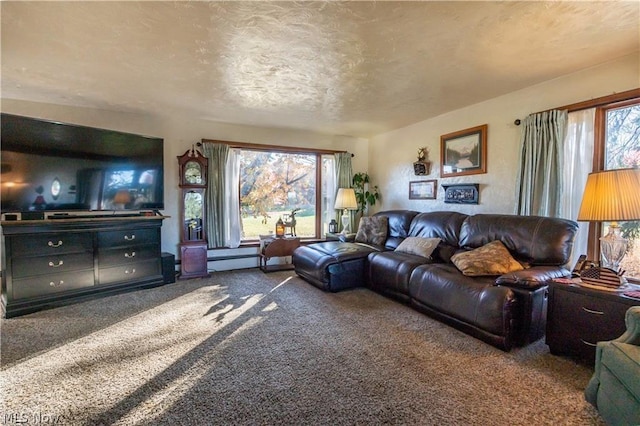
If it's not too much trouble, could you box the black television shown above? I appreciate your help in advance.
[1,113,164,215]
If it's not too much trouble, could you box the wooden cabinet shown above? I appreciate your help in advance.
[1,216,165,318]
[546,281,640,364]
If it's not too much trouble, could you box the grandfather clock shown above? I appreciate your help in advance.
[178,147,209,279]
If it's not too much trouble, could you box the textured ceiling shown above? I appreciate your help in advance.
[2,1,639,138]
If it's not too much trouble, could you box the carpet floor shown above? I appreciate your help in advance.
[1,269,603,425]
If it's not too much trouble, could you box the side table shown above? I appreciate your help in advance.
[259,237,300,272]
[546,280,640,365]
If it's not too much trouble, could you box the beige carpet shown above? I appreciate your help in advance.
[1,269,603,425]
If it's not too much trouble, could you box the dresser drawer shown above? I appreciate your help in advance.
[98,244,160,267]
[10,233,93,257]
[554,290,629,343]
[98,228,159,248]
[12,252,94,278]
[13,270,95,300]
[98,259,161,285]
[576,296,629,343]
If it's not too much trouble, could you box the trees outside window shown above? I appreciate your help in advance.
[239,150,335,240]
[600,100,640,281]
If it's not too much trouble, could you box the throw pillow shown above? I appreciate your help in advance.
[355,216,388,246]
[394,237,441,259]
[451,240,524,276]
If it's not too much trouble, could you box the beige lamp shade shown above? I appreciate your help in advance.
[334,188,358,210]
[577,168,640,222]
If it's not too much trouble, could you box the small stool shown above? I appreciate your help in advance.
[259,237,300,272]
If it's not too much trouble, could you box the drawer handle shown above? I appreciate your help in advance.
[49,280,64,287]
[125,268,137,275]
[581,339,598,347]
[125,251,136,258]
[48,240,63,247]
[124,235,136,241]
[48,260,64,268]
[582,307,604,315]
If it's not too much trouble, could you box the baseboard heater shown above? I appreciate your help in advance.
[175,253,259,265]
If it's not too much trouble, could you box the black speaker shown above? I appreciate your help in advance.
[161,252,176,284]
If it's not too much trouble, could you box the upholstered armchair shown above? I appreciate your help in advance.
[585,306,640,425]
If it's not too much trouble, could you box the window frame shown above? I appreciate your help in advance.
[541,88,639,276]
[200,139,346,242]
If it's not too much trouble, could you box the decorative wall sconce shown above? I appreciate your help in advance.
[413,147,431,176]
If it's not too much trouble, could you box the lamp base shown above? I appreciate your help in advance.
[340,209,350,234]
[599,223,628,271]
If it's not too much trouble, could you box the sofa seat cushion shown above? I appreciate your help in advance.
[367,251,432,301]
[292,242,381,292]
[408,263,515,337]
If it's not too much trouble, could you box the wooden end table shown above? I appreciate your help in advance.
[546,280,640,365]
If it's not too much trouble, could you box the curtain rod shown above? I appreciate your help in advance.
[514,88,640,126]
[198,139,353,156]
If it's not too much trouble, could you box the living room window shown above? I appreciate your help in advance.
[595,98,640,281]
[238,148,336,241]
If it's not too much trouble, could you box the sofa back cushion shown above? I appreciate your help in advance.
[408,211,468,263]
[373,210,419,250]
[458,214,578,266]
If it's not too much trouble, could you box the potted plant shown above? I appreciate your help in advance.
[352,172,380,216]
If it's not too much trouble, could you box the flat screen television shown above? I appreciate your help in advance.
[1,113,164,215]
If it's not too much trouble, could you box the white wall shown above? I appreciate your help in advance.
[0,100,369,269]
[369,52,640,216]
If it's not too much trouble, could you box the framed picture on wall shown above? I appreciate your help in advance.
[440,124,487,178]
[409,180,437,200]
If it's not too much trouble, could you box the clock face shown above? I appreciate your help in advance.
[51,177,61,199]
[184,161,202,184]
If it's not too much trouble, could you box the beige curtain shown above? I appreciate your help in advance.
[515,110,568,217]
[334,152,354,232]
[203,143,229,248]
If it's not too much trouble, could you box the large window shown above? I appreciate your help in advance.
[597,99,640,281]
[238,149,335,241]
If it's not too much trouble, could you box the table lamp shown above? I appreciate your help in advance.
[334,188,357,234]
[577,168,640,271]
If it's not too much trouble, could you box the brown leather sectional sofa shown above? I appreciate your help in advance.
[292,210,578,351]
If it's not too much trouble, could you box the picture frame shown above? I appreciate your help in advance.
[442,183,479,204]
[440,124,487,178]
[409,180,437,200]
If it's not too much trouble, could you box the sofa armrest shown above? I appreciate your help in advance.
[615,306,640,346]
[495,266,570,289]
[338,233,356,243]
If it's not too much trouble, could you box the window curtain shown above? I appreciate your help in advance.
[224,148,242,248]
[203,143,229,248]
[561,108,595,266]
[514,110,568,217]
[321,155,337,234]
[334,152,354,232]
